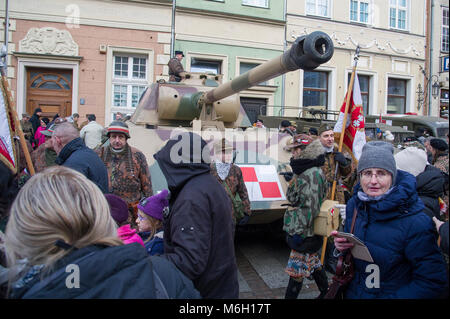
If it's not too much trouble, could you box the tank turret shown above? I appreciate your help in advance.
[131,31,334,130]
[128,31,335,225]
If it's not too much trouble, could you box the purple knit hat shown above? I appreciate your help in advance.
[137,189,169,221]
[105,194,129,225]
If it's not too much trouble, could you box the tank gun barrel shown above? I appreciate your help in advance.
[204,31,334,104]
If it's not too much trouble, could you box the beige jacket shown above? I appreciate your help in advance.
[80,121,104,149]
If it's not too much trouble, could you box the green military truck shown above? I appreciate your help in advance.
[365,115,448,139]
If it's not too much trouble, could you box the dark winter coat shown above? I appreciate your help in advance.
[439,222,449,255]
[55,137,109,193]
[11,243,201,299]
[344,170,448,299]
[29,109,42,137]
[154,133,239,299]
[140,230,164,256]
[416,165,447,219]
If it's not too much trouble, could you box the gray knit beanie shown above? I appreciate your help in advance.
[357,141,397,182]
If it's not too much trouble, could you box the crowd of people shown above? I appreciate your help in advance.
[0,109,448,299]
[1,110,245,299]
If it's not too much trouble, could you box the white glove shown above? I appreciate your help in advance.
[335,204,346,225]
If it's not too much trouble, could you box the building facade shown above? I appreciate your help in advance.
[428,0,448,117]
[1,0,445,127]
[284,0,428,118]
[172,0,286,123]
[1,0,172,126]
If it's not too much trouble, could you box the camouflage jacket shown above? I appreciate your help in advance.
[210,163,251,222]
[321,146,352,204]
[96,144,153,204]
[20,120,33,141]
[168,58,185,81]
[31,143,57,173]
[283,167,327,237]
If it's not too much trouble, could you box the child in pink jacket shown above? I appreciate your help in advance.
[105,193,145,247]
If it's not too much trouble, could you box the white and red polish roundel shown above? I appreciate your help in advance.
[238,165,286,201]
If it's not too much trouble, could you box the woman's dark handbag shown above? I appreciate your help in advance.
[324,208,358,299]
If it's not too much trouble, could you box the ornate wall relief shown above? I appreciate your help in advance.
[19,27,78,56]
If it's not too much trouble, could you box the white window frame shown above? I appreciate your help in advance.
[385,74,414,114]
[105,47,153,126]
[442,6,449,53]
[242,0,269,8]
[235,56,278,115]
[299,66,337,117]
[389,0,409,31]
[305,0,332,18]
[186,52,228,81]
[349,0,371,24]
[344,70,377,115]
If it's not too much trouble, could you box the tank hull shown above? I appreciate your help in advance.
[128,122,293,224]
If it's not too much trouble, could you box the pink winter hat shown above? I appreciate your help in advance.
[137,189,169,221]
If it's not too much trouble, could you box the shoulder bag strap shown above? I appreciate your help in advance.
[350,208,358,234]
[222,181,234,197]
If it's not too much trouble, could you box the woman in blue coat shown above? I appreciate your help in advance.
[332,141,447,299]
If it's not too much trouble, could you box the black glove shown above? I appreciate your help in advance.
[238,214,250,226]
[334,151,348,167]
[280,172,294,182]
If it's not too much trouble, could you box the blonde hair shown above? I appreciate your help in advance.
[4,166,122,275]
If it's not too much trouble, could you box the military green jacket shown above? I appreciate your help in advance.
[283,167,327,237]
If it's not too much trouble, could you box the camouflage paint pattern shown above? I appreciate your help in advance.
[128,32,335,224]
[283,167,327,237]
[210,163,252,223]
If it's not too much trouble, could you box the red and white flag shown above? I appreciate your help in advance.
[0,81,16,172]
[333,73,366,161]
[238,165,286,201]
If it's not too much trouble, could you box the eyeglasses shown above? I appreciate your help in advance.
[360,170,390,180]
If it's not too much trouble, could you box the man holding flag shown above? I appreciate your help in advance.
[318,123,352,205]
[318,49,366,271]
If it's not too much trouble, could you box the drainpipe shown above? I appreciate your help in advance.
[281,0,287,117]
[170,0,176,58]
[427,0,434,116]
[3,0,9,74]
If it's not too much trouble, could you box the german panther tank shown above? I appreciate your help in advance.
[128,31,334,224]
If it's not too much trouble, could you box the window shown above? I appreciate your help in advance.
[242,0,268,8]
[190,58,221,75]
[348,74,370,115]
[303,71,328,108]
[442,7,449,52]
[387,78,407,114]
[112,54,147,110]
[350,0,369,24]
[240,62,267,85]
[389,0,408,30]
[306,0,330,18]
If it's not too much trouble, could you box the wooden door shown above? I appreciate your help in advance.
[26,68,73,119]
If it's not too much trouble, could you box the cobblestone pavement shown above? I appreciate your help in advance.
[235,227,333,299]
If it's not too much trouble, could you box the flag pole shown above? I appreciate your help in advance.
[320,46,360,265]
[331,46,360,199]
[0,46,35,176]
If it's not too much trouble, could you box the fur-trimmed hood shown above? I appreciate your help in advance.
[299,139,325,160]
